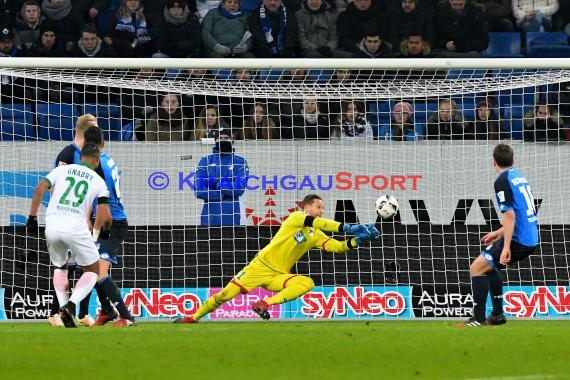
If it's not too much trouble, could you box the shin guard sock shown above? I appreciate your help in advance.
[471,275,489,322]
[487,270,504,316]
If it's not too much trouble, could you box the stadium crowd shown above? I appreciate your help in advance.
[0,0,569,142]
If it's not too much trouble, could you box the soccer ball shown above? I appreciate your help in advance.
[375,195,399,220]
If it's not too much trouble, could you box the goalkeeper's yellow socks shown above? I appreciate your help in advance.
[267,276,314,305]
[193,283,242,320]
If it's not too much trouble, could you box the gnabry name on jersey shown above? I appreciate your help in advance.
[67,168,95,182]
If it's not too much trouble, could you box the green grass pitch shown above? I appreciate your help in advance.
[0,321,568,380]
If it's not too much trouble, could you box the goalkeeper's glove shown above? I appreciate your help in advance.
[343,224,368,234]
[354,225,380,244]
[26,215,38,231]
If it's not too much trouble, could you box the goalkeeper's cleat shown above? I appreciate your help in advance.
[112,317,136,327]
[486,313,507,326]
[77,315,95,327]
[460,317,486,327]
[59,304,77,328]
[174,316,198,324]
[92,311,118,326]
[252,300,271,320]
[48,314,64,327]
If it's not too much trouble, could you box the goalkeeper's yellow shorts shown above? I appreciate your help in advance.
[230,257,298,293]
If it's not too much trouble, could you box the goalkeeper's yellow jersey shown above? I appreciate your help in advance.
[255,211,353,274]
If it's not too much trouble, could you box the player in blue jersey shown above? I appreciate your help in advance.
[463,144,539,327]
[83,126,136,326]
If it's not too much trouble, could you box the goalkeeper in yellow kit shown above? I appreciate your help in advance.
[174,194,379,323]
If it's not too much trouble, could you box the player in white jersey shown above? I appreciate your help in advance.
[28,143,112,328]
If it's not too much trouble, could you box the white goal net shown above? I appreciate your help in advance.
[1,58,569,321]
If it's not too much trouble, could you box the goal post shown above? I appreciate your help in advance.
[0,58,569,321]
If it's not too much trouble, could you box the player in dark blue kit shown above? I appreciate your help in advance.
[83,126,136,326]
[463,144,539,327]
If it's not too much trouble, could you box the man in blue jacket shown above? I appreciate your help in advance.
[195,129,249,226]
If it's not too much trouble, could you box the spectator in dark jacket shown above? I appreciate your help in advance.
[13,0,44,51]
[427,99,465,140]
[464,99,502,140]
[292,97,330,139]
[249,0,298,57]
[523,101,564,141]
[0,26,31,103]
[397,32,433,57]
[433,0,489,58]
[151,0,201,58]
[387,0,435,52]
[73,0,110,23]
[26,18,64,56]
[336,0,385,56]
[473,0,514,31]
[41,0,84,52]
[71,23,115,57]
[353,28,393,58]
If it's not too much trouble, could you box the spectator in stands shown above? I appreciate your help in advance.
[71,23,115,57]
[387,0,435,52]
[281,68,307,82]
[0,1,19,26]
[292,97,330,139]
[523,101,564,141]
[427,99,464,139]
[397,33,433,58]
[27,19,64,56]
[473,0,514,31]
[234,68,253,81]
[146,94,191,141]
[464,98,502,140]
[553,1,569,34]
[433,0,489,58]
[295,0,346,58]
[14,0,44,52]
[201,0,253,58]
[249,0,298,58]
[242,102,278,139]
[41,0,84,52]
[142,0,196,27]
[331,100,373,139]
[353,28,393,58]
[378,101,423,141]
[555,81,570,117]
[0,26,31,103]
[336,0,386,56]
[194,128,249,226]
[331,68,354,83]
[74,0,111,23]
[151,0,201,58]
[104,0,153,57]
[512,0,558,32]
[194,105,232,140]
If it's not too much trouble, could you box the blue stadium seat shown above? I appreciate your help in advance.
[525,32,570,57]
[96,0,123,37]
[0,104,35,141]
[307,69,333,83]
[367,101,392,134]
[503,105,527,140]
[36,103,79,141]
[82,104,123,141]
[446,69,487,80]
[413,102,438,125]
[255,69,285,82]
[240,0,260,13]
[481,32,523,58]
[210,69,234,80]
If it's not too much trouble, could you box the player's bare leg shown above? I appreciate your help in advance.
[175,282,242,323]
[60,260,100,328]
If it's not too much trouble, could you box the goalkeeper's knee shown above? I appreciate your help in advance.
[287,276,315,292]
[214,284,242,304]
